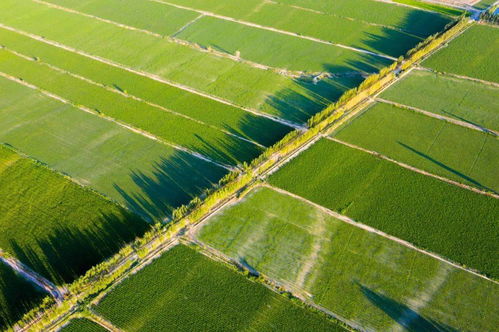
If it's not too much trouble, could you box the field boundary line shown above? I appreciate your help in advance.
[149,0,397,61]
[418,66,499,88]
[0,23,299,130]
[0,71,234,171]
[85,308,123,331]
[377,97,499,136]
[262,184,499,284]
[171,13,204,37]
[327,137,499,198]
[0,249,66,302]
[2,46,265,149]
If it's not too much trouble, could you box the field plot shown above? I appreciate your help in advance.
[0,144,148,284]
[94,245,344,332]
[60,318,108,332]
[423,24,499,83]
[0,263,46,330]
[0,0,362,124]
[270,139,499,277]
[198,187,499,331]
[0,28,291,148]
[333,102,499,192]
[474,0,497,10]
[380,69,499,131]
[0,77,226,222]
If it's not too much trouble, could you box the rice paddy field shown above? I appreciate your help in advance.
[59,319,107,332]
[270,139,499,278]
[94,245,345,332]
[197,187,499,331]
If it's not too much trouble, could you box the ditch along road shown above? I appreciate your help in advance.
[15,20,477,332]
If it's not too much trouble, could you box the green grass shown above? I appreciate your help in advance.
[270,139,499,278]
[0,27,291,148]
[392,0,464,16]
[0,0,361,123]
[0,144,149,284]
[423,25,499,83]
[60,319,107,332]
[176,16,392,72]
[198,187,499,331]
[333,102,499,192]
[0,50,262,166]
[0,263,46,330]
[94,245,345,332]
[0,77,227,222]
[380,69,499,131]
[474,0,497,10]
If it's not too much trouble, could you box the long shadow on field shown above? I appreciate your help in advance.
[360,285,457,332]
[0,263,46,330]
[113,150,227,223]
[8,211,149,285]
[441,110,496,135]
[398,141,497,194]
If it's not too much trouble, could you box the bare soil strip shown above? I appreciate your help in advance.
[377,97,499,136]
[328,136,499,198]
[262,183,498,285]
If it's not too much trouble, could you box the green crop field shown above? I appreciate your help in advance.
[474,0,497,10]
[198,187,499,331]
[94,245,344,332]
[0,144,148,284]
[0,77,226,221]
[0,263,46,330]
[380,69,499,131]
[0,27,291,148]
[270,139,499,278]
[423,25,499,83]
[333,102,499,192]
[392,0,464,16]
[60,319,108,332]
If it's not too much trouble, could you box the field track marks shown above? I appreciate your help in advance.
[0,152,21,176]
[263,184,499,285]
[30,0,332,80]
[0,24,299,131]
[0,249,65,302]
[377,98,499,136]
[0,71,234,171]
[3,47,265,149]
[149,0,397,61]
[171,13,204,37]
[418,66,499,88]
[328,137,499,198]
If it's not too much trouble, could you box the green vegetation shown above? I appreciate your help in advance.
[380,69,499,131]
[392,0,464,16]
[0,0,358,123]
[423,24,499,83]
[0,77,226,221]
[0,27,291,148]
[0,144,148,284]
[0,263,46,330]
[94,245,344,331]
[270,139,499,277]
[334,102,499,191]
[475,0,497,10]
[60,318,107,332]
[198,187,499,331]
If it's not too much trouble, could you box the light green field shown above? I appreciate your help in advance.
[176,16,391,73]
[198,187,499,331]
[94,245,344,332]
[0,50,262,166]
[0,0,361,123]
[333,102,499,192]
[392,0,464,16]
[423,25,499,83]
[60,319,107,332]
[0,263,46,330]
[380,69,499,131]
[474,0,497,10]
[0,144,148,284]
[270,139,499,277]
[0,27,291,148]
[0,77,226,222]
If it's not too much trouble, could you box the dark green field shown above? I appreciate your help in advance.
[60,318,107,332]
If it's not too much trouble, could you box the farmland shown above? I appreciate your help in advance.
[423,24,499,83]
[198,186,499,331]
[333,102,499,192]
[94,245,344,331]
[379,69,499,131]
[270,139,499,277]
[60,319,107,332]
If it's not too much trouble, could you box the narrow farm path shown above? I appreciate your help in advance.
[86,309,123,332]
[418,66,499,88]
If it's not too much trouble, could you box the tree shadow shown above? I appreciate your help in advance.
[397,141,497,194]
[441,110,496,136]
[359,284,458,332]
[0,263,46,330]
